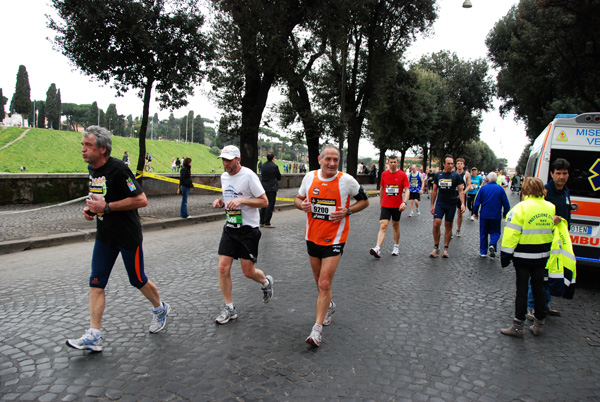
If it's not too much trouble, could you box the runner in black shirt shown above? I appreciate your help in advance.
[429,155,465,258]
[66,126,170,352]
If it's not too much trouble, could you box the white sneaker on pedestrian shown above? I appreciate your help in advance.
[392,245,399,256]
[408,212,413,217]
[470,215,475,221]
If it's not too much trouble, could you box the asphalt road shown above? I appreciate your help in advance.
[1,193,600,401]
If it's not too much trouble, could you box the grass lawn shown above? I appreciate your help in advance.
[0,127,290,174]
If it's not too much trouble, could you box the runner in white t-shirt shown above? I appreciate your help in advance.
[211,145,274,324]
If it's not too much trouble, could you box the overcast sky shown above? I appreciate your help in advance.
[2,0,527,166]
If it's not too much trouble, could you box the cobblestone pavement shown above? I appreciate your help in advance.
[1,191,600,401]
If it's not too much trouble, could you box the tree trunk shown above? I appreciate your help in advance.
[422,143,429,170]
[239,72,275,170]
[287,78,320,171]
[346,115,363,177]
[136,79,153,173]
[377,147,387,190]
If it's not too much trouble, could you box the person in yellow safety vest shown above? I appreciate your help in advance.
[500,177,555,338]
[546,219,577,299]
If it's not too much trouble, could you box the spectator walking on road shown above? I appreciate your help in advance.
[429,155,465,258]
[472,172,510,258]
[66,126,170,352]
[179,157,193,219]
[295,145,369,347]
[501,177,554,338]
[211,145,274,325]
[369,155,409,258]
[259,152,282,228]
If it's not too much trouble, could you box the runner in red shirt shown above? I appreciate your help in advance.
[369,155,410,258]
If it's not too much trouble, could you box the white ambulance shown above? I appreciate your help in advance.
[525,113,600,266]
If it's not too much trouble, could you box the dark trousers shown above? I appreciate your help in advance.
[514,264,547,321]
[479,218,501,255]
[180,185,190,218]
[467,194,476,213]
[260,191,277,225]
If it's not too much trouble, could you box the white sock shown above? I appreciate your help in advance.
[152,301,164,314]
[89,328,101,339]
[226,302,234,310]
[394,244,399,248]
[374,245,380,251]
[313,323,323,332]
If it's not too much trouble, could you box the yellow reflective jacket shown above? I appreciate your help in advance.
[500,196,555,268]
[547,218,577,299]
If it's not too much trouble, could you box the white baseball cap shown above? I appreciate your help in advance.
[218,145,241,160]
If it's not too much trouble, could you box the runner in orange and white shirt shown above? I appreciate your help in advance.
[295,145,369,347]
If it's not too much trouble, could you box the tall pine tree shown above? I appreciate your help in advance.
[45,84,58,129]
[0,88,6,120]
[55,89,62,129]
[10,65,31,121]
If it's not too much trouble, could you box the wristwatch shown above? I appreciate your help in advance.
[346,208,353,216]
[104,202,111,215]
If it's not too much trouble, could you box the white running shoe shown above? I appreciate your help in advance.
[323,301,336,326]
[392,245,399,256]
[305,328,322,346]
[215,306,238,324]
[66,329,102,352]
[262,275,274,303]
[149,302,171,333]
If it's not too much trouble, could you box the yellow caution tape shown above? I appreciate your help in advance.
[137,171,296,202]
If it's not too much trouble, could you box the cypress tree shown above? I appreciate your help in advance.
[55,89,62,130]
[0,88,6,120]
[45,84,58,129]
[11,65,31,118]
[37,101,46,128]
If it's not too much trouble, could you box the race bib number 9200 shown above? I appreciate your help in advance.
[311,198,336,220]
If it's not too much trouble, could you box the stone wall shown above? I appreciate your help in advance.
[0,173,372,205]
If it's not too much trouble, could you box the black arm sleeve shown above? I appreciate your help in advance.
[353,185,368,201]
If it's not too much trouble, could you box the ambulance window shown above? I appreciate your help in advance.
[548,150,600,199]
[525,150,539,178]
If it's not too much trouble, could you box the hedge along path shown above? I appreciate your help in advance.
[0,128,30,151]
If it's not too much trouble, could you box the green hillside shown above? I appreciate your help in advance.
[0,127,229,174]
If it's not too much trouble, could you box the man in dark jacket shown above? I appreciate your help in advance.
[259,152,282,228]
[527,157,572,319]
[473,172,511,258]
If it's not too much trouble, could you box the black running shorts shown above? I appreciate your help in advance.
[218,225,261,263]
[306,241,345,259]
[380,206,401,222]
